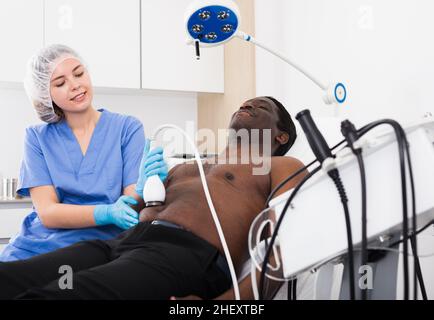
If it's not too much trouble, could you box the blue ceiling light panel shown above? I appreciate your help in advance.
[187,5,239,45]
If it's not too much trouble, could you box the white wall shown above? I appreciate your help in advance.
[0,84,197,183]
[255,0,434,139]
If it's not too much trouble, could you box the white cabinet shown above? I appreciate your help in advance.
[44,0,141,89]
[0,0,224,93]
[141,0,224,93]
[0,208,29,240]
[0,204,32,256]
[0,201,33,256]
[0,0,44,83]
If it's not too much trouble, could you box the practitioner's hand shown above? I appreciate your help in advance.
[135,139,168,198]
[94,195,139,230]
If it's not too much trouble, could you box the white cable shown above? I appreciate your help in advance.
[251,260,259,300]
[256,221,281,272]
[248,209,286,282]
[151,124,241,300]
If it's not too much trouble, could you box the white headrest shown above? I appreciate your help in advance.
[285,116,344,164]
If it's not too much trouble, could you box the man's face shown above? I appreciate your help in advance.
[229,97,281,132]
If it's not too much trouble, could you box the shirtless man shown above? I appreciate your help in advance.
[0,96,306,300]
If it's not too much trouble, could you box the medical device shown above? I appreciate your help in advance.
[265,119,434,300]
[142,141,166,208]
[142,174,166,207]
[255,115,432,300]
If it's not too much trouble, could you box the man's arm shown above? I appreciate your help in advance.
[269,156,308,197]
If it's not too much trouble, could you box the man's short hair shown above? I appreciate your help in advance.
[266,96,297,156]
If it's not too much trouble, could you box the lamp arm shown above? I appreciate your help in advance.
[236,31,327,91]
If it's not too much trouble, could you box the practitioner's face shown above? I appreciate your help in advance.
[50,58,93,114]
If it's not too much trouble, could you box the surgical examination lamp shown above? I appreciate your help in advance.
[184,0,347,106]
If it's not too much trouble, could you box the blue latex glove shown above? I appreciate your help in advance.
[135,139,169,197]
[94,195,139,230]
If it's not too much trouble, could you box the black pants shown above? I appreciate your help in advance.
[0,222,231,299]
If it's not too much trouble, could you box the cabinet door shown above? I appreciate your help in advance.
[0,0,44,83]
[0,208,30,239]
[44,0,141,89]
[141,0,224,93]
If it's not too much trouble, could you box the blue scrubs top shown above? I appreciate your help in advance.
[0,109,146,262]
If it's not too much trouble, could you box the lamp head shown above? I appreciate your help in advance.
[185,0,241,47]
